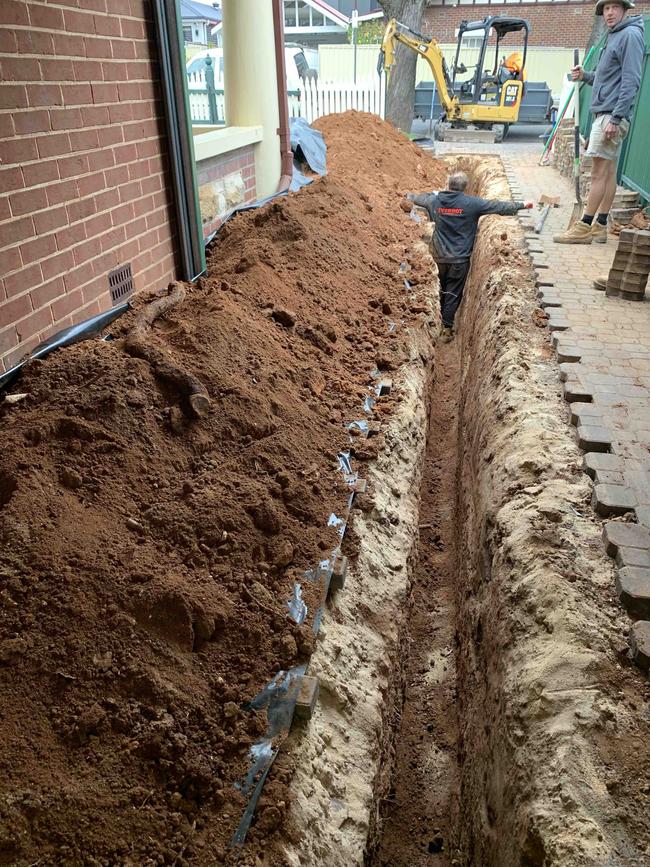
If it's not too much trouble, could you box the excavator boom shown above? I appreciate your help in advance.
[380,19,456,115]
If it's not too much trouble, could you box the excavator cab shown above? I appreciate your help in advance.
[379,15,530,143]
[452,17,529,112]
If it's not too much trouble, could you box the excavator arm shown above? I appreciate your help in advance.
[379,18,457,116]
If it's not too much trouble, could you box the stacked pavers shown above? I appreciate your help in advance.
[605,228,650,300]
[609,189,643,228]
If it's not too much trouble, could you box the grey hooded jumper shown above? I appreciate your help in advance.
[410,190,524,263]
[583,15,645,123]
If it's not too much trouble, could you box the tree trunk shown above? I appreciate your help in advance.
[379,0,427,134]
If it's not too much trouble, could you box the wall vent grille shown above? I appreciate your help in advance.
[108,264,134,305]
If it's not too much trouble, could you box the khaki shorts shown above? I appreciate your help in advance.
[586,113,630,160]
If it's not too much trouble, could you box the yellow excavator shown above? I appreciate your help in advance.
[379,16,530,143]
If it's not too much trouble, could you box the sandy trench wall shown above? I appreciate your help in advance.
[453,159,647,866]
[281,266,439,867]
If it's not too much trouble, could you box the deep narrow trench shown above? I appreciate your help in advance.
[373,339,462,866]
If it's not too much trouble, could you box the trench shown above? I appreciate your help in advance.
[284,157,649,867]
[372,337,462,866]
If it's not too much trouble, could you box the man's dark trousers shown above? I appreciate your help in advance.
[438,260,470,328]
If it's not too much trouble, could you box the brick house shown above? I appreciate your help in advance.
[423,0,650,49]
[0,0,287,375]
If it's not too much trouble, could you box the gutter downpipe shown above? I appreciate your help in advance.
[272,0,294,192]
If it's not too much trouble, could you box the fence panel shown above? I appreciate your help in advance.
[187,72,387,128]
[620,40,650,203]
[296,76,386,124]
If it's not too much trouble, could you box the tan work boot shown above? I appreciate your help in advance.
[593,275,608,291]
[591,221,607,244]
[553,220,593,244]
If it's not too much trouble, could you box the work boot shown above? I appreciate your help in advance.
[591,222,607,244]
[593,275,608,291]
[553,220,592,245]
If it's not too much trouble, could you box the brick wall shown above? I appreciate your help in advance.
[423,1,650,48]
[0,0,179,373]
[196,144,257,239]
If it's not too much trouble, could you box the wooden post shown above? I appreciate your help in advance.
[205,56,219,124]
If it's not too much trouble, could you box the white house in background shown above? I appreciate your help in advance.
[283,0,383,46]
[180,0,222,45]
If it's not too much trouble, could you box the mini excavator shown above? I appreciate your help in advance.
[379,16,530,143]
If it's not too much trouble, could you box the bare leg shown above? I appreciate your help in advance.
[599,159,618,214]
[584,156,614,217]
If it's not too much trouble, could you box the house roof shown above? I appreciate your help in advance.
[306,0,349,27]
[357,10,385,23]
[180,0,222,23]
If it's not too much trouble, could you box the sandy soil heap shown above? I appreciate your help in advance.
[0,112,445,865]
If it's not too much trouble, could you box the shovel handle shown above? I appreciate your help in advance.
[573,48,582,206]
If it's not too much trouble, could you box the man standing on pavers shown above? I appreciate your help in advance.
[554,0,645,245]
[406,172,533,340]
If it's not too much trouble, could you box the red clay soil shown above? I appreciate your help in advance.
[0,112,445,865]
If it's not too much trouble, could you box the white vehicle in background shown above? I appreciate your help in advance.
[185,44,318,88]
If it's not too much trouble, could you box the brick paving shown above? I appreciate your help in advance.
[429,133,650,671]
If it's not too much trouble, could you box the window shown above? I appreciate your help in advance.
[298,1,310,26]
[285,0,297,27]
[183,25,192,42]
[456,29,485,50]
[312,11,325,26]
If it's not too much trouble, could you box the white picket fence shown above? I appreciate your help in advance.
[186,69,387,126]
[290,76,386,123]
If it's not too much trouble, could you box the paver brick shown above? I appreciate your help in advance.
[615,567,650,619]
[592,484,637,517]
[583,452,622,478]
[564,382,593,403]
[634,506,650,527]
[616,546,650,569]
[577,425,614,452]
[603,521,650,556]
[594,470,625,485]
[556,346,582,363]
[628,620,650,672]
[570,403,606,425]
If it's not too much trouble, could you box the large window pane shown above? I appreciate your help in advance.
[298,1,310,26]
[285,0,297,26]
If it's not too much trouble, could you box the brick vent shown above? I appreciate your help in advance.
[108,262,134,304]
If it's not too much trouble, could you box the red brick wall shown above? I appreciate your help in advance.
[0,0,179,373]
[196,144,257,239]
[423,1,650,48]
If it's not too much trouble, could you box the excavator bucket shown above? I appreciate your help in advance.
[434,123,506,144]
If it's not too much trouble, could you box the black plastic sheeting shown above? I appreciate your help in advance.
[0,303,130,395]
[204,118,327,246]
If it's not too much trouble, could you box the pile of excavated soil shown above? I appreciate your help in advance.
[0,112,445,864]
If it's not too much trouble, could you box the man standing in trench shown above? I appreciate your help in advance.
[406,172,533,340]
[554,0,645,245]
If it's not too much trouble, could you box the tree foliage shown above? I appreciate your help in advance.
[346,20,385,45]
